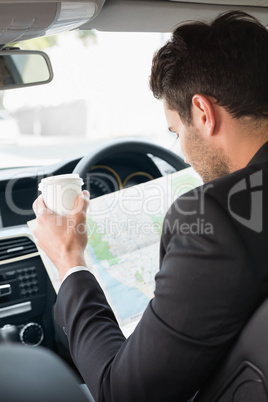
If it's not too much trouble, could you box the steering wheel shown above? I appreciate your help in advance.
[73,138,187,188]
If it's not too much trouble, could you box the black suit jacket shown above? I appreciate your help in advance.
[55,141,268,402]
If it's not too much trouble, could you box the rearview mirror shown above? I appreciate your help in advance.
[0,49,53,90]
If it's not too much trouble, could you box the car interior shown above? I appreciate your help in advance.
[0,1,268,401]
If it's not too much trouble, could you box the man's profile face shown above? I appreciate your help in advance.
[163,101,231,183]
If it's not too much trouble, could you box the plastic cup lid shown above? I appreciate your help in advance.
[38,174,84,191]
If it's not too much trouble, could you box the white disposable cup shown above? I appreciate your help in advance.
[38,174,84,215]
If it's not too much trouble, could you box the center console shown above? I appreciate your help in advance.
[0,231,56,349]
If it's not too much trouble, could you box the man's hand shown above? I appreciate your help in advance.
[32,190,90,281]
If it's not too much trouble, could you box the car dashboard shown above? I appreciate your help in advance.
[0,143,179,361]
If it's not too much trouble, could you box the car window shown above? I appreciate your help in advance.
[0,30,182,170]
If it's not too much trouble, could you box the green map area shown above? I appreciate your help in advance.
[87,216,120,265]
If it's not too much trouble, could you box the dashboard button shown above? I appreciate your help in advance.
[0,284,11,297]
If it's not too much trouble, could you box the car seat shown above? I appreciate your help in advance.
[194,298,268,402]
[0,343,95,402]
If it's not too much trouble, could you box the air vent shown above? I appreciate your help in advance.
[0,236,38,263]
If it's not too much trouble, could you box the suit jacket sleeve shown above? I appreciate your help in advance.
[54,191,261,402]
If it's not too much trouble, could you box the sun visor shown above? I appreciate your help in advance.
[168,0,268,5]
[0,1,106,45]
[84,0,268,33]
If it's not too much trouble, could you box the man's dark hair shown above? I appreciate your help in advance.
[150,11,268,124]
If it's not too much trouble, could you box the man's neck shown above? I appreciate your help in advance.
[230,138,268,171]
[223,119,268,172]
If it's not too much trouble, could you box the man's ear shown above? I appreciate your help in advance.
[192,94,216,136]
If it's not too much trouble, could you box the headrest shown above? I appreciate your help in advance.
[0,344,94,402]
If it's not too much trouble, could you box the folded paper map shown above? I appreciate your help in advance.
[28,167,202,336]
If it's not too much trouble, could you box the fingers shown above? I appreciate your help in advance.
[71,190,90,215]
[32,190,89,218]
[82,190,90,212]
[32,195,49,217]
[82,190,90,198]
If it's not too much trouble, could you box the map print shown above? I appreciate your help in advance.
[29,167,202,336]
[86,167,202,332]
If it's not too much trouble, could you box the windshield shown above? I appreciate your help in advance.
[0,31,182,170]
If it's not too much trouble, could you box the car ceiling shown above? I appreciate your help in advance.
[0,0,267,46]
[86,0,268,32]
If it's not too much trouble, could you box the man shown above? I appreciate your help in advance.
[33,10,268,402]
